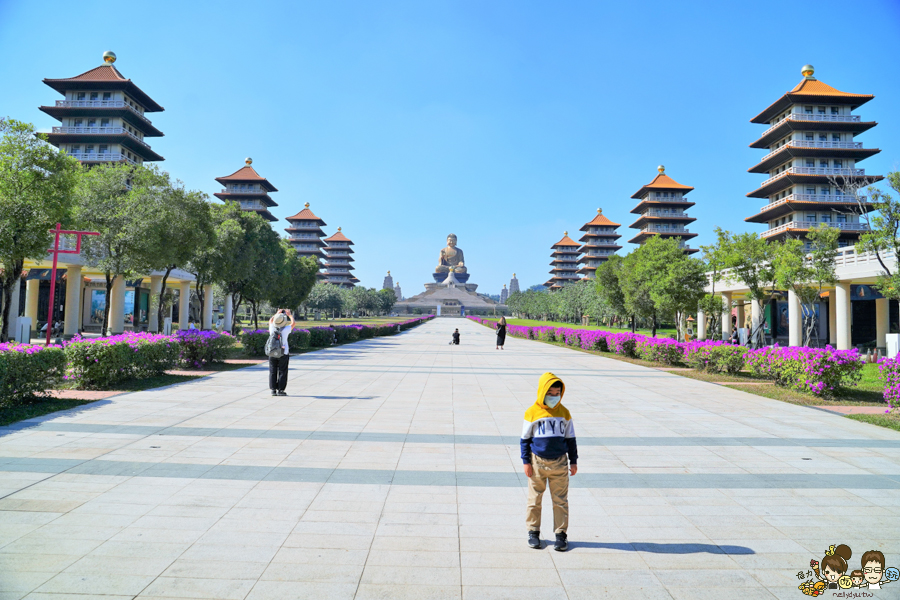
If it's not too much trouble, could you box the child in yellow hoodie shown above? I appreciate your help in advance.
[521,372,577,551]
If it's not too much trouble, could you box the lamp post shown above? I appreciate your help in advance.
[45,223,99,346]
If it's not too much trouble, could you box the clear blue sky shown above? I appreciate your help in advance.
[2,0,899,295]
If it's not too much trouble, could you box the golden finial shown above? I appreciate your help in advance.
[597,208,602,214]
[564,231,568,236]
[503,284,507,288]
[245,157,252,165]
[387,270,390,275]
[102,51,116,64]
[337,227,341,231]
[305,202,310,208]
[801,64,815,79]
[513,273,516,277]
[657,165,665,174]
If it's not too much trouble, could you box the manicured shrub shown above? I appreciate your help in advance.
[174,330,235,368]
[308,327,335,347]
[606,333,638,358]
[878,357,900,414]
[64,332,179,389]
[288,329,311,349]
[683,342,747,374]
[636,336,684,365]
[240,329,268,356]
[0,343,67,405]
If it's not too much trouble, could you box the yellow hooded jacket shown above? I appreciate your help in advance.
[520,372,577,465]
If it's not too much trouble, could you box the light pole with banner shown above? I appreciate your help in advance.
[45,223,99,346]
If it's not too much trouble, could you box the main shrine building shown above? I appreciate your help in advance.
[39,51,164,165]
[214,159,279,222]
[745,65,882,245]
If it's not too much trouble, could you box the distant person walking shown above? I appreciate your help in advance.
[496,317,507,350]
[267,308,295,396]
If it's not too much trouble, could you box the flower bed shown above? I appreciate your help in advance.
[467,316,865,397]
[0,343,67,405]
[877,358,900,414]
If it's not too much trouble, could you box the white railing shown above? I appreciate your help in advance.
[55,100,152,125]
[761,220,868,237]
[238,201,265,210]
[66,152,136,165]
[641,226,689,234]
[641,209,688,218]
[760,112,862,138]
[221,187,263,194]
[760,139,864,162]
[759,167,866,188]
[651,194,686,201]
[52,126,151,150]
[758,193,868,213]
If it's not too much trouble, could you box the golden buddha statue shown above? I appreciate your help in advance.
[436,233,466,274]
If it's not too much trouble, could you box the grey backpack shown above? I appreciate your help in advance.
[265,329,284,358]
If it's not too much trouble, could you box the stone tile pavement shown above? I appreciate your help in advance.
[1,318,899,599]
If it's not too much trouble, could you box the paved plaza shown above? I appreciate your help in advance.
[1,318,899,599]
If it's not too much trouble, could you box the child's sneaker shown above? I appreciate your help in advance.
[527,531,541,549]
[554,532,568,552]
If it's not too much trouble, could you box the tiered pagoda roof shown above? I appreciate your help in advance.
[577,208,622,278]
[745,66,882,243]
[545,232,581,290]
[628,166,698,254]
[285,203,327,273]
[214,159,278,222]
[322,228,358,288]
[39,52,165,165]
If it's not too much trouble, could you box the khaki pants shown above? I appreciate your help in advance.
[526,454,569,534]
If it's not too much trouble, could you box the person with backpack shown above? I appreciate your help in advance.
[267,308,295,396]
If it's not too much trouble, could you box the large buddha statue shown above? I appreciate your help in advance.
[436,233,466,274]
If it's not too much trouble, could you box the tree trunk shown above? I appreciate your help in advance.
[155,265,174,333]
[630,315,636,333]
[196,276,206,331]
[0,260,24,343]
[103,273,115,336]
[230,291,243,335]
[651,313,657,338]
[251,300,259,330]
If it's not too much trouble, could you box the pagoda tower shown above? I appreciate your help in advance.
[383,271,394,291]
[628,166,698,254]
[509,274,520,295]
[40,51,164,165]
[545,232,581,290]
[500,284,508,304]
[285,203,327,276]
[394,282,402,300]
[214,158,278,222]
[322,228,357,288]
[745,65,882,245]
[577,208,622,279]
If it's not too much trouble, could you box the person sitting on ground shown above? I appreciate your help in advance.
[451,328,460,345]
[521,373,578,552]
[268,308,295,396]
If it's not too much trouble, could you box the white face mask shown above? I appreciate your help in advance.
[544,394,560,408]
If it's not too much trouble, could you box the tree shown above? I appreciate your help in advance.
[241,223,285,330]
[217,210,277,332]
[0,119,79,342]
[620,248,657,335]
[595,255,628,328]
[857,172,900,298]
[714,228,777,347]
[699,235,729,339]
[143,178,214,331]
[306,283,343,317]
[774,224,839,346]
[267,244,319,313]
[377,287,397,315]
[74,163,169,335]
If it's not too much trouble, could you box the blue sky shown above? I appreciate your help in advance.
[2,0,899,295]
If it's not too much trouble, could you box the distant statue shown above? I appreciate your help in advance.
[436,233,466,274]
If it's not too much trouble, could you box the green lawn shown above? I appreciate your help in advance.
[235,316,419,330]
[0,399,95,427]
[484,317,678,338]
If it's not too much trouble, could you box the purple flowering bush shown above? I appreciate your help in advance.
[173,330,235,368]
[64,332,180,389]
[746,345,863,395]
[876,358,900,414]
[0,343,66,405]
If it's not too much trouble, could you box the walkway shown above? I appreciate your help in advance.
[1,318,899,599]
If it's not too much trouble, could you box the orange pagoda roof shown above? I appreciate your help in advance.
[285,203,326,225]
[552,232,580,248]
[324,228,354,244]
[215,161,278,192]
[580,209,620,229]
[751,66,874,124]
[43,63,164,112]
[631,167,694,199]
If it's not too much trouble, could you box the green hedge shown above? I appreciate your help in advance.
[64,333,180,389]
[0,344,67,405]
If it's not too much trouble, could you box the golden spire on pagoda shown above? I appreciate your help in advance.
[305,202,310,208]
[245,157,252,165]
[801,64,815,79]
[657,165,665,174]
[102,50,116,64]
